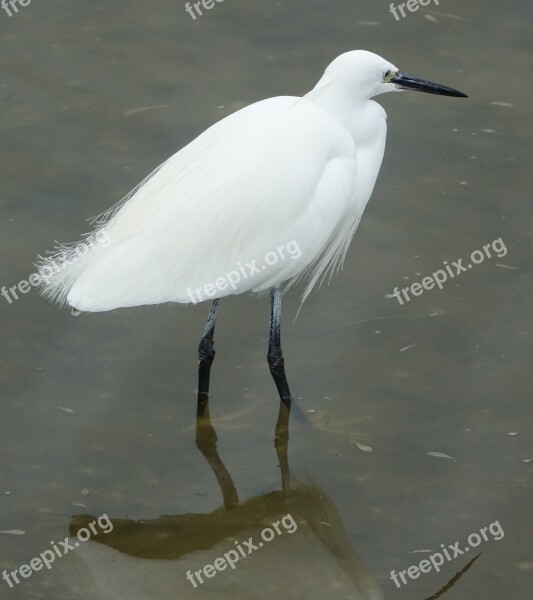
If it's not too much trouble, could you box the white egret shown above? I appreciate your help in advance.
[37,50,466,407]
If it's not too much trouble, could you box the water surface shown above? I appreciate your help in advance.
[0,0,531,598]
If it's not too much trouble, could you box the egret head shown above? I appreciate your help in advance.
[318,50,467,100]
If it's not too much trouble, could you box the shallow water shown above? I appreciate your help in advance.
[0,0,531,598]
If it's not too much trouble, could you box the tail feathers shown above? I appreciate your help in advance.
[35,229,111,308]
[36,160,167,311]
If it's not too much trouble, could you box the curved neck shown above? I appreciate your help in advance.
[305,78,369,127]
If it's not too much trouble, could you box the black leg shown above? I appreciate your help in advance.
[267,286,292,408]
[197,299,220,414]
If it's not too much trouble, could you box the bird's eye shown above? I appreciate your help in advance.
[384,70,395,82]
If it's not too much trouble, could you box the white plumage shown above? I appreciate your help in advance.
[36,50,465,312]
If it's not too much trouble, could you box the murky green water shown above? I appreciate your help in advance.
[0,0,531,598]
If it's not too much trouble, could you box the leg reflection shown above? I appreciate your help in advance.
[275,400,291,496]
[196,400,292,503]
[195,399,239,509]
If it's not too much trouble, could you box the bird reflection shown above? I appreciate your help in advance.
[64,401,383,599]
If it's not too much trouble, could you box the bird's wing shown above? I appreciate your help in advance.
[38,96,358,311]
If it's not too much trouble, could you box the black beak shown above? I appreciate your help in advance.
[391,72,468,98]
